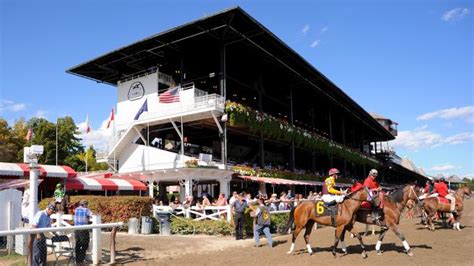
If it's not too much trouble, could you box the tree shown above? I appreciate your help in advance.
[0,119,18,162]
[67,145,108,172]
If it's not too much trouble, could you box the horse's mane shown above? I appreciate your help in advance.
[387,186,405,203]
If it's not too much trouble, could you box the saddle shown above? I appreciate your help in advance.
[316,200,338,226]
[437,197,449,204]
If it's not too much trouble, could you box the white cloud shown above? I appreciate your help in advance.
[444,132,474,145]
[310,40,320,48]
[301,24,310,35]
[428,164,457,171]
[35,110,48,119]
[320,26,329,34]
[392,126,443,151]
[76,118,113,152]
[417,106,474,122]
[391,125,474,151]
[0,99,26,114]
[442,7,471,21]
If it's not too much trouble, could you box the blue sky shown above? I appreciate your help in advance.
[1,0,472,178]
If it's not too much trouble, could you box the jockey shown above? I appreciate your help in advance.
[434,178,456,214]
[419,180,437,200]
[350,178,363,192]
[363,169,385,227]
[321,168,346,204]
[54,183,65,203]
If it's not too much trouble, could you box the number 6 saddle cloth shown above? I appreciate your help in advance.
[314,200,340,226]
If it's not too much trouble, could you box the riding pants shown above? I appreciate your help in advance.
[445,194,456,211]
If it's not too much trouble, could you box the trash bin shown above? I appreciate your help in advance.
[141,216,153,234]
[128,218,139,234]
[156,211,171,235]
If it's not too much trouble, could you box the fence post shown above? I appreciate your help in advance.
[226,205,232,223]
[92,215,102,265]
[110,227,118,264]
[56,213,63,251]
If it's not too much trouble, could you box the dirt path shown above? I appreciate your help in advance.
[106,199,474,265]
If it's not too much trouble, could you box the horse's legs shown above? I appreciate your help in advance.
[375,227,388,255]
[339,227,348,255]
[389,224,413,256]
[345,224,367,259]
[303,220,315,255]
[287,224,303,254]
[331,226,343,258]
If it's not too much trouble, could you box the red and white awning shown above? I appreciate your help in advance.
[0,162,76,178]
[0,179,43,190]
[66,176,147,191]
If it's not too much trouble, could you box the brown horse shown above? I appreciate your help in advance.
[285,187,373,258]
[422,185,471,231]
[342,184,421,256]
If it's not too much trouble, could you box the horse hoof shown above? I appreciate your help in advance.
[407,250,414,257]
[362,252,368,259]
[376,251,383,256]
[286,251,292,255]
[309,252,313,256]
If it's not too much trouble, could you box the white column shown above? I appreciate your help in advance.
[258,182,266,195]
[92,215,102,264]
[219,178,230,198]
[29,162,39,222]
[184,178,192,198]
[148,178,154,198]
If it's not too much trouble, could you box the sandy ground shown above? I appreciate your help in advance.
[100,198,474,266]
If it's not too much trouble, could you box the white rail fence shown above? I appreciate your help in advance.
[0,216,122,265]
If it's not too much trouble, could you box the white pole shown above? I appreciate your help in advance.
[56,120,58,166]
[113,114,116,172]
[29,162,39,222]
[92,215,102,264]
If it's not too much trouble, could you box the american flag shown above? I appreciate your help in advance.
[159,86,180,103]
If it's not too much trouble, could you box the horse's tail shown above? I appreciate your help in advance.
[284,205,296,234]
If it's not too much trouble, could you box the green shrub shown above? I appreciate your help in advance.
[170,217,233,236]
[39,196,153,224]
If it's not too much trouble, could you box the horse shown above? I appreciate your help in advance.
[54,193,70,214]
[342,184,421,256]
[285,187,373,258]
[421,185,471,231]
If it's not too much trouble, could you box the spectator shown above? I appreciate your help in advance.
[202,195,211,207]
[215,193,228,206]
[229,191,238,206]
[31,203,56,265]
[74,200,92,264]
[169,198,181,210]
[232,192,248,240]
[252,197,273,248]
[268,194,278,211]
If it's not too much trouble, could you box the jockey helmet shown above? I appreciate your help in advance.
[439,177,445,182]
[369,169,378,177]
[328,168,340,176]
[56,183,62,188]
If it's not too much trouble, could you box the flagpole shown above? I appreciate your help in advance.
[85,147,88,173]
[113,111,116,172]
[55,119,58,165]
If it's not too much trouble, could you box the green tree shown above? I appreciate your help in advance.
[26,116,84,166]
[67,146,108,172]
[0,119,18,162]
[11,118,28,161]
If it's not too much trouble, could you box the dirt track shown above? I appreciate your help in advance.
[107,199,474,265]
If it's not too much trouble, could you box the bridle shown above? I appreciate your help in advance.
[345,187,372,202]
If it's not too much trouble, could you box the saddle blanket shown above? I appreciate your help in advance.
[438,197,449,204]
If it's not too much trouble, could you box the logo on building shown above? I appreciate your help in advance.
[128,82,145,101]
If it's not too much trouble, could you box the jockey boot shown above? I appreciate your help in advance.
[451,209,458,215]
[372,211,387,229]
[324,200,337,207]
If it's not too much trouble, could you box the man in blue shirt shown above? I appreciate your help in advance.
[31,203,56,266]
[74,200,92,264]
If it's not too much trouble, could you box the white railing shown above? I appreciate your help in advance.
[153,204,292,224]
[153,205,233,223]
[0,218,122,264]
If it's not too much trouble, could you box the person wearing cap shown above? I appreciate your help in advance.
[231,192,248,240]
[434,177,456,214]
[350,178,363,192]
[54,183,65,203]
[31,203,56,265]
[74,200,93,264]
[321,168,346,204]
[363,169,385,227]
[253,197,273,248]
